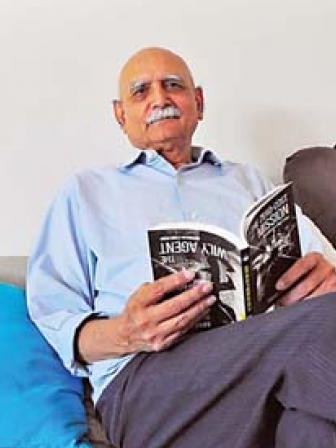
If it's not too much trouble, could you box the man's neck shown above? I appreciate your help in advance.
[152,141,193,169]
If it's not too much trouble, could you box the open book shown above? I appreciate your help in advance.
[147,183,302,329]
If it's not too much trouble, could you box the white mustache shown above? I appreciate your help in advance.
[146,106,181,125]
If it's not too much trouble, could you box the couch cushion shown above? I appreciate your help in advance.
[283,145,336,248]
[0,281,92,448]
[0,256,27,287]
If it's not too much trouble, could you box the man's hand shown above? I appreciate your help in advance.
[276,252,336,306]
[119,270,215,353]
[77,270,215,363]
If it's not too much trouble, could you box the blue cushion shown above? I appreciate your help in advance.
[0,282,92,448]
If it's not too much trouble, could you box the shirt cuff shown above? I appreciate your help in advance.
[54,311,108,377]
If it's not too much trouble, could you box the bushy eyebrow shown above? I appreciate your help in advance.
[129,75,185,94]
[163,75,184,83]
[129,80,149,94]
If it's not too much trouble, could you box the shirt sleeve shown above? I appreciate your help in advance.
[296,206,336,266]
[26,177,101,377]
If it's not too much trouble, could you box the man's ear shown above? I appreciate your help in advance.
[195,86,204,120]
[113,99,125,128]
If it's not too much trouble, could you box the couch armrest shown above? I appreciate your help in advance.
[0,256,27,287]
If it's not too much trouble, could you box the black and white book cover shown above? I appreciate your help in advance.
[148,183,301,329]
[242,182,302,313]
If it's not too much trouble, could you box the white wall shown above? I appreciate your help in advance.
[1,0,335,254]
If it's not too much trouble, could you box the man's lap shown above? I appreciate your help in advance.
[97,293,336,448]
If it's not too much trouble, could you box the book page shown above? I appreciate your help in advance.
[148,222,248,327]
[240,183,302,311]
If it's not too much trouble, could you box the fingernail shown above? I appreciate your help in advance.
[200,281,213,294]
[182,269,195,281]
[206,295,217,305]
[276,279,285,290]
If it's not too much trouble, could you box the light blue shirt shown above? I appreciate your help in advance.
[27,146,328,404]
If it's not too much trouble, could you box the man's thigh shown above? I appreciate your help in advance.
[97,293,336,448]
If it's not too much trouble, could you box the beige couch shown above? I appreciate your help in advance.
[2,146,334,447]
[0,256,112,448]
[0,256,27,287]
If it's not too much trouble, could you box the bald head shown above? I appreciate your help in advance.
[113,47,204,168]
[118,47,196,97]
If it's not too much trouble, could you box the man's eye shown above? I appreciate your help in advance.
[132,85,148,98]
[165,80,184,90]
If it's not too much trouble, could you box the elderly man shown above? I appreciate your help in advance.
[27,47,336,448]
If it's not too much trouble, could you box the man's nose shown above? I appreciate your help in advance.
[150,83,170,107]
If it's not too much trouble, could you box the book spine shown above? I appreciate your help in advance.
[241,247,253,317]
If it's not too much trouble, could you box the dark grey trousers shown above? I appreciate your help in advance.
[97,294,336,448]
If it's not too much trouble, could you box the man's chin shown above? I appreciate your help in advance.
[147,136,186,151]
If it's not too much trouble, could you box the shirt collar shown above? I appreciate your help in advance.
[192,146,222,167]
[117,145,222,170]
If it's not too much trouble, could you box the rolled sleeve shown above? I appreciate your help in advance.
[54,310,98,377]
[27,177,98,377]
